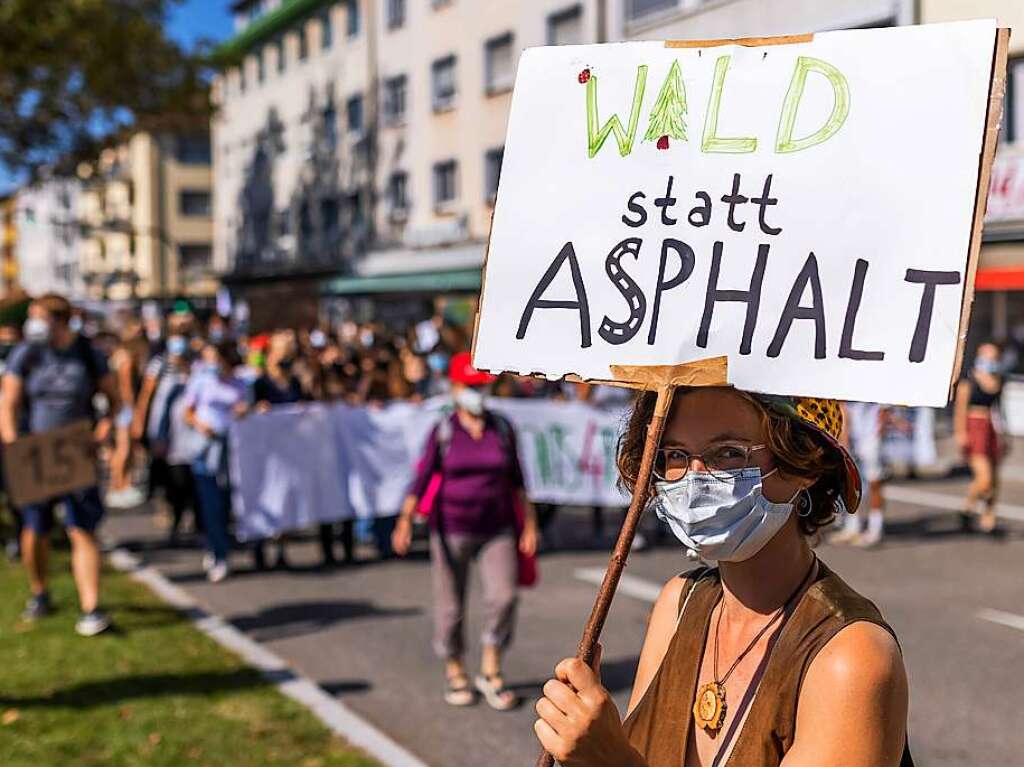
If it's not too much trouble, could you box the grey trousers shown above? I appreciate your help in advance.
[430,529,519,660]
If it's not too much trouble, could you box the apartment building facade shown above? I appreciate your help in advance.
[212,0,602,328]
[77,129,216,302]
[13,176,85,299]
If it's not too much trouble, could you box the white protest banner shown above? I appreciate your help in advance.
[227,398,630,540]
[474,22,1006,406]
[229,405,350,541]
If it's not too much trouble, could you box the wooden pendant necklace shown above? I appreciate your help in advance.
[693,557,818,734]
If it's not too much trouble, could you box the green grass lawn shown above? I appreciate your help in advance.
[0,547,380,767]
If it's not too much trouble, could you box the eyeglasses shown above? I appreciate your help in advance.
[653,443,769,483]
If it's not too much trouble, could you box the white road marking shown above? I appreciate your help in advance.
[977,608,1024,633]
[108,548,429,767]
[574,567,661,603]
[882,485,1024,521]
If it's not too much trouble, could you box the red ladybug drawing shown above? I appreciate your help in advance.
[657,135,670,150]
[578,68,591,84]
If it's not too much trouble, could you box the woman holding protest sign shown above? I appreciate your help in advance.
[392,352,538,711]
[954,341,1005,535]
[534,387,911,766]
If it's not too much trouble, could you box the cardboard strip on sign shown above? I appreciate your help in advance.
[950,27,1011,393]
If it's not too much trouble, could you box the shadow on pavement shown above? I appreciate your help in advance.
[508,655,640,699]
[0,669,269,709]
[319,679,374,696]
[229,600,422,642]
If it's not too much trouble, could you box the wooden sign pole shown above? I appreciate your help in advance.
[534,358,726,767]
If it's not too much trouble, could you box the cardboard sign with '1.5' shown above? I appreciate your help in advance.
[3,420,98,507]
[473,21,1008,406]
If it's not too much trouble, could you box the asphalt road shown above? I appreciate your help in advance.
[105,476,1024,767]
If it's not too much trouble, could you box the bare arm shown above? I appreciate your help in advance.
[0,374,23,444]
[94,371,120,443]
[781,622,908,767]
[953,379,971,446]
[131,374,158,440]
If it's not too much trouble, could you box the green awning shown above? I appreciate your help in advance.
[213,0,329,66]
[321,268,482,296]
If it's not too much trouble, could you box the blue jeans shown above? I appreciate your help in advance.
[192,471,229,563]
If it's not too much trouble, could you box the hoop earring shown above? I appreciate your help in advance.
[797,489,814,517]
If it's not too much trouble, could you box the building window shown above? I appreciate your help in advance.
[346,192,364,230]
[179,244,212,273]
[320,10,333,50]
[547,5,583,45]
[484,147,504,201]
[389,171,409,213]
[322,197,340,240]
[324,105,338,149]
[346,94,364,134]
[386,0,405,29]
[485,33,515,95]
[257,50,266,83]
[297,24,308,60]
[432,0,452,8]
[175,134,211,165]
[433,160,457,205]
[179,190,212,218]
[347,0,360,37]
[383,74,407,125]
[238,65,246,94]
[432,55,457,112]
[626,0,678,21]
[1005,57,1024,144]
[276,38,286,73]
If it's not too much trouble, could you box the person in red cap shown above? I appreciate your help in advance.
[393,351,538,711]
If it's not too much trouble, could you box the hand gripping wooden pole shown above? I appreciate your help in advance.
[534,357,726,767]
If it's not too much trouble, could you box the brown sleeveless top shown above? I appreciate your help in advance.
[622,562,913,767]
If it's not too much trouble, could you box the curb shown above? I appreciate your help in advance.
[107,548,429,767]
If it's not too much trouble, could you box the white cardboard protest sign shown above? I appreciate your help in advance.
[473,21,1007,406]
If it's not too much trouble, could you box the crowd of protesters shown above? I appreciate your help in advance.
[0,292,1011,643]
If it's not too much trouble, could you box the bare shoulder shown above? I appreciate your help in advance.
[788,622,909,766]
[808,621,905,689]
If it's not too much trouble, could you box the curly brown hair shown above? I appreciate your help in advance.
[617,388,846,535]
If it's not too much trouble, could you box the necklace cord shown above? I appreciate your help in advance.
[713,556,818,687]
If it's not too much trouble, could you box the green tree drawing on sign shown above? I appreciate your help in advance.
[644,60,687,149]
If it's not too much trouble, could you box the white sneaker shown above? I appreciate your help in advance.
[207,561,229,583]
[852,529,883,549]
[201,553,216,572]
[105,487,145,508]
[827,527,861,545]
[75,610,112,637]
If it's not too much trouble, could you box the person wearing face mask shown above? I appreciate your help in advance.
[0,294,123,637]
[393,352,538,711]
[534,387,912,767]
[954,341,1006,535]
[183,341,252,583]
[132,316,197,544]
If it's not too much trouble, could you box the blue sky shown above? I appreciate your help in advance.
[0,1,234,194]
[168,0,235,49]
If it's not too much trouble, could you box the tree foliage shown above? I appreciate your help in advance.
[0,0,210,179]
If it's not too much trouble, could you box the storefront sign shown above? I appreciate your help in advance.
[474,22,1005,406]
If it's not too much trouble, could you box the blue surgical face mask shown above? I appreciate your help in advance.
[427,352,448,374]
[69,316,83,333]
[167,335,188,357]
[652,468,800,563]
[23,317,51,345]
[974,358,1001,374]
